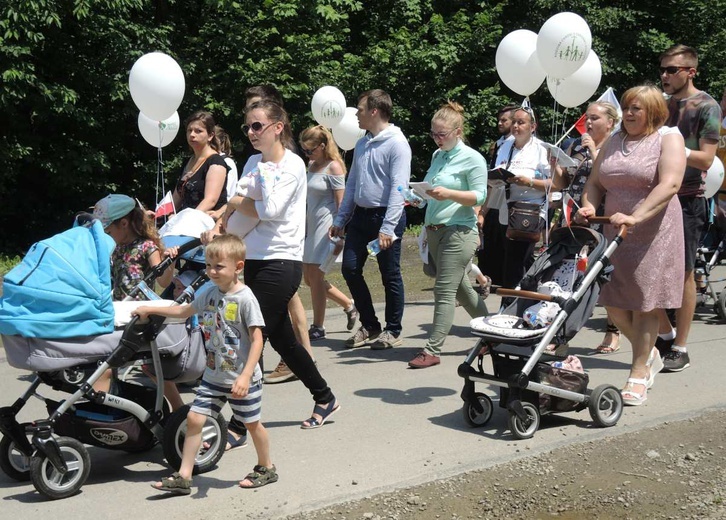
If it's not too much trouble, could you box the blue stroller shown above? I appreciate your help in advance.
[0,219,220,500]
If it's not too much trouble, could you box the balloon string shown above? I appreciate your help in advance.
[155,123,165,209]
[157,145,164,207]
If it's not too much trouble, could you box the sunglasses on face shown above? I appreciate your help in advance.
[300,143,322,155]
[242,121,273,134]
[659,66,691,75]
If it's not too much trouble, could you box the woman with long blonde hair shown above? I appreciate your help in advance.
[299,126,358,341]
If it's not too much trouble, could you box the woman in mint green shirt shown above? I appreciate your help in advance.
[408,101,490,369]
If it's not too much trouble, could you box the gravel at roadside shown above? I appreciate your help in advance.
[283,409,726,520]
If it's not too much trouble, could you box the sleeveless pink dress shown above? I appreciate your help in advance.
[598,130,684,312]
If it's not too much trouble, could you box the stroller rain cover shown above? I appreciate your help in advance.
[0,220,116,339]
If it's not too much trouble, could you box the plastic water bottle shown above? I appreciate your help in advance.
[398,186,427,208]
[367,239,382,257]
[367,236,399,257]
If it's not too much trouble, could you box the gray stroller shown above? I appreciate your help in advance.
[459,222,627,439]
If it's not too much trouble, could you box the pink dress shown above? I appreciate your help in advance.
[598,130,684,312]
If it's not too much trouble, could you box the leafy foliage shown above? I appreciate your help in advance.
[1,0,725,252]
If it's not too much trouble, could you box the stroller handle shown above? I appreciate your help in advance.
[496,288,554,302]
[583,217,628,239]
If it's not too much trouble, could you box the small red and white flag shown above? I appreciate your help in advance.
[574,87,622,136]
[563,192,578,227]
[155,191,176,218]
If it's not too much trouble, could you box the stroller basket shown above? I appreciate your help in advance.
[45,380,164,451]
[536,363,589,412]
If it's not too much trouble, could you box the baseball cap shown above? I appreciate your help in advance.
[93,194,136,229]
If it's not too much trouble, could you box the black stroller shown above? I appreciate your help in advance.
[693,211,726,320]
[458,222,626,439]
[0,220,223,500]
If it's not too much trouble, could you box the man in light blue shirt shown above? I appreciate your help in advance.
[330,89,411,350]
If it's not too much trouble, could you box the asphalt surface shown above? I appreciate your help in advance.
[1,268,725,519]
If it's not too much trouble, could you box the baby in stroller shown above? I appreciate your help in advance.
[460,224,626,439]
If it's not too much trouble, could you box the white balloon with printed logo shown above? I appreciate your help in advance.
[332,107,366,151]
[129,52,185,121]
[537,12,592,79]
[704,156,724,198]
[311,86,346,128]
[546,50,602,108]
[495,30,546,96]
[137,111,180,148]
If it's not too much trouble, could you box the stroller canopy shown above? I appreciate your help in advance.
[0,220,116,339]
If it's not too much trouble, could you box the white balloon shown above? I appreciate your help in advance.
[546,50,602,108]
[537,12,592,79]
[495,30,546,96]
[332,107,366,151]
[129,52,185,121]
[137,111,180,148]
[311,86,346,128]
[704,156,725,199]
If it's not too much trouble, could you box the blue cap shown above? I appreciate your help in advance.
[93,194,136,229]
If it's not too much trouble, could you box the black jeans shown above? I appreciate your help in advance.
[341,206,406,335]
[245,259,334,405]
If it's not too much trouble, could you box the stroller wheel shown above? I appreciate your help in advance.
[0,429,32,482]
[508,402,540,440]
[30,436,91,500]
[588,384,624,427]
[462,393,493,427]
[716,290,726,321]
[163,404,227,475]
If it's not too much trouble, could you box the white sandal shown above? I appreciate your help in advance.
[622,377,648,406]
[646,346,664,389]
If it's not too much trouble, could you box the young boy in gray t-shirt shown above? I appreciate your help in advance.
[134,234,276,495]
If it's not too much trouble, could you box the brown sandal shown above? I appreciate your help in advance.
[595,324,621,354]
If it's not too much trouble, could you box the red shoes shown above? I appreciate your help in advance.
[408,351,441,369]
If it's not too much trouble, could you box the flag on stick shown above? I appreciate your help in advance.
[155,191,175,218]
[573,87,622,136]
[563,192,578,227]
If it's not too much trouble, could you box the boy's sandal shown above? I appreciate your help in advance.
[239,465,278,489]
[151,472,192,495]
[621,377,647,406]
[301,400,340,430]
[595,324,621,354]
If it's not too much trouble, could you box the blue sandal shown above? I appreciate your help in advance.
[301,400,340,430]
[226,431,248,452]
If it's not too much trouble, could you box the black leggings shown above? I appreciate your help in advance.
[244,259,334,405]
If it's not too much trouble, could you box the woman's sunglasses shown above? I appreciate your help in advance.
[301,143,321,155]
[242,121,273,134]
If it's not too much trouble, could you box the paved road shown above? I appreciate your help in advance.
[1,272,725,519]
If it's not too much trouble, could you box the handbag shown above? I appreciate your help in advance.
[506,201,543,242]
[500,143,542,242]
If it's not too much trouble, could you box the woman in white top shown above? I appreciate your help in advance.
[207,100,339,429]
[492,107,552,289]
[299,125,357,341]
